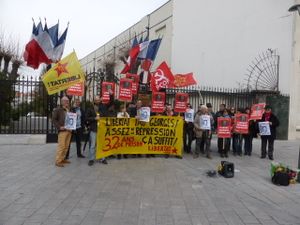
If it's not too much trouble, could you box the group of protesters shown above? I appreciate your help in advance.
[51,93,279,167]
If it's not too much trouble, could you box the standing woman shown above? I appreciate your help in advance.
[243,107,256,156]
[259,105,279,160]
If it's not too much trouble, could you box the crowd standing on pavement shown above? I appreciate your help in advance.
[52,94,280,167]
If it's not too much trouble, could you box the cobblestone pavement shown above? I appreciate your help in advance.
[0,136,300,225]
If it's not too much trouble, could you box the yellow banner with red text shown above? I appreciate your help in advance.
[96,116,183,159]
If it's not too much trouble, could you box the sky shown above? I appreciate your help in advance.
[0,0,169,76]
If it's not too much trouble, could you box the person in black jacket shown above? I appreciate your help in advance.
[243,107,257,156]
[259,105,279,160]
[65,98,85,159]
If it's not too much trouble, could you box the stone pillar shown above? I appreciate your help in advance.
[289,0,300,139]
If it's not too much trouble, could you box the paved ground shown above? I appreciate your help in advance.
[0,135,300,225]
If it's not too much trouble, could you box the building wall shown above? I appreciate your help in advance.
[289,0,300,140]
[171,0,293,93]
[80,0,173,76]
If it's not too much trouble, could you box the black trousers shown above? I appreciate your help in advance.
[261,136,274,157]
[183,124,194,153]
[66,127,83,158]
[244,135,253,154]
[218,138,230,155]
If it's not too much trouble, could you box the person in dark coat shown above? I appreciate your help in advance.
[65,98,85,159]
[258,105,279,160]
[243,107,257,156]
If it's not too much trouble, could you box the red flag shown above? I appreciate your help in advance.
[102,82,115,103]
[250,103,265,120]
[125,73,139,94]
[217,118,232,138]
[174,93,189,113]
[151,92,165,113]
[234,113,249,134]
[151,61,174,92]
[120,45,140,74]
[119,78,133,101]
[173,73,197,87]
[66,82,84,96]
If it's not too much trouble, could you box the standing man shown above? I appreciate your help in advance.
[65,98,85,159]
[52,96,72,167]
[259,105,279,160]
[183,103,194,154]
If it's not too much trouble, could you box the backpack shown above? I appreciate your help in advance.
[272,171,290,186]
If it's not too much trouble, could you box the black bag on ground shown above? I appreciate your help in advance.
[218,161,234,178]
[272,171,290,186]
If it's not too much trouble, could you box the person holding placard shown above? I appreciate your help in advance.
[243,107,257,156]
[193,105,212,159]
[258,105,279,160]
[52,96,72,167]
[183,103,194,153]
[217,108,232,158]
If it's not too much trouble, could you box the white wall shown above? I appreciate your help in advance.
[171,0,293,93]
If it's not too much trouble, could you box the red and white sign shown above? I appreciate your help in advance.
[217,117,232,138]
[126,73,139,94]
[102,82,115,104]
[119,78,133,102]
[66,82,84,96]
[234,113,249,134]
[174,93,188,113]
[250,103,265,120]
[151,92,165,113]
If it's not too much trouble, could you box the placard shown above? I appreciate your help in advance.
[235,113,249,134]
[250,103,266,120]
[151,92,165,113]
[217,117,232,138]
[126,73,139,94]
[66,82,84,96]
[119,78,133,102]
[102,82,115,103]
[174,93,188,113]
[139,107,151,122]
[200,115,211,130]
[258,122,271,136]
[184,109,194,122]
[64,112,77,130]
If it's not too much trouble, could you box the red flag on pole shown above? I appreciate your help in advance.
[150,61,174,92]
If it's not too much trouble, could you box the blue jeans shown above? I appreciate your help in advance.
[88,131,96,161]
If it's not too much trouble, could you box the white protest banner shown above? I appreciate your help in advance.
[139,107,151,122]
[64,112,77,130]
[258,122,271,136]
[185,109,194,122]
[200,115,211,130]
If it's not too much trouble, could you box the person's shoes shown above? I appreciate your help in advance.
[88,160,94,166]
[260,155,266,159]
[117,155,121,160]
[221,154,225,158]
[101,159,108,164]
[269,156,274,160]
[62,160,71,164]
[123,155,128,159]
[238,152,242,156]
[248,153,252,156]
[55,163,64,167]
[78,155,85,158]
[175,156,182,159]
[206,154,212,159]
[151,154,155,157]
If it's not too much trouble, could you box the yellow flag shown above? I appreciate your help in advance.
[42,52,85,95]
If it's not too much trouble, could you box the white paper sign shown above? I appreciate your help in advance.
[200,115,211,130]
[64,112,77,130]
[139,107,151,122]
[258,122,271,136]
[185,109,194,122]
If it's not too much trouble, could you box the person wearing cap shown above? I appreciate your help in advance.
[259,105,279,160]
[52,96,72,167]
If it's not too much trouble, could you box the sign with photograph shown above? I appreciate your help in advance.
[102,82,115,103]
[258,122,271,136]
[235,113,249,134]
[250,103,266,120]
[217,117,232,138]
[200,115,211,130]
[64,112,77,130]
[184,109,194,122]
[151,92,165,113]
[174,93,189,113]
[119,78,133,102]
[126,73,139,95]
